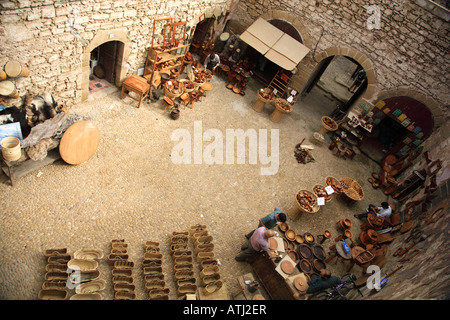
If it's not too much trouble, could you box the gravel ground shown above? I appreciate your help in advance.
[0,72,386,300]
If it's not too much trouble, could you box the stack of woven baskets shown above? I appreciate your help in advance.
[170,231,197,299]
[108,239,136,300]
[68,248,104,300]
[190,224,223,296]
[144,241,169,300]
[38,248,70,300]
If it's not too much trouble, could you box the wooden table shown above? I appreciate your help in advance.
[247,252,296,300]
[120,74,150,108]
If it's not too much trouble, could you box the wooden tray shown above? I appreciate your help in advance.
[59,121,100,165]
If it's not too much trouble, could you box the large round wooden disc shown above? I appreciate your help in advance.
[59,121,100,165]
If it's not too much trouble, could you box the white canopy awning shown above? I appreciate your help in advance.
[240,18,310,71]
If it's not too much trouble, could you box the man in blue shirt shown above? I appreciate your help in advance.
[293,269,341,299]
[245,207,287,239]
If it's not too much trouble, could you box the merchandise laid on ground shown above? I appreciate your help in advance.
[0,3,448,302]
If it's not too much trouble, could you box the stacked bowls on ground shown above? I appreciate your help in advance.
[108,239,136,300]
[68,249,104,300]
[170,231,197,299]
[190,224,223,296]
[39,248,70,300]
[144,240,169,300]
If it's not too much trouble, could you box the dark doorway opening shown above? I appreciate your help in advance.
[301,55,367,119]
[90,41,122,85]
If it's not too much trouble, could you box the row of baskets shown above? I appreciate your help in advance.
[108,240,137,300]
[38,248,105,300]
[295,176,365,214]
[170,231,198,298]
[189,224,223,296]
[143,240,170,300]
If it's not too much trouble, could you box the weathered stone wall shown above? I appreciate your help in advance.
[0,0,232,107]
[229,0,449,118]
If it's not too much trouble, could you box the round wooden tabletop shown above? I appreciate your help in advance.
[59,121,100,165]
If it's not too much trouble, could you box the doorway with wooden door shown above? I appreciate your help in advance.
[89,41,124,94]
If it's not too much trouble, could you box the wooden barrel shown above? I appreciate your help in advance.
[5,60,29,78]
[1,136,21,161]
[0,80,19,98]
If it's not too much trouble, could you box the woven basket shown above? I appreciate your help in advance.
[312,184,333,202]
[325,176,343,193]
[257,89,274,104]
[295,189,320,213]
[321,116,338,131]
[179,79,195,93]
[164,81,183,98]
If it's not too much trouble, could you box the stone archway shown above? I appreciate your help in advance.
[81,29,131,102]
[259,9,312,49]
[303,46,378,100]
[374,87,443,129]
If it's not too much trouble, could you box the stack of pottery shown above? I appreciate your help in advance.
[39,248,70,300]
[69,248,104,300]
[144,241,169,300]
[190,224,223,296]
[108,240,136,300]
[170,231,197,299]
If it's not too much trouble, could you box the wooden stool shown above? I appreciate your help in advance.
[121,74,150,108]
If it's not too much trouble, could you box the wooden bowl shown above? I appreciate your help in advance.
[312,245,326,261]
[295,234,304,244]
[278,222,289,232]
[298,259,312,274]
[297,244,313,260]
[303,232,315,245]
[285,229,296,242]
[288,250,299,263]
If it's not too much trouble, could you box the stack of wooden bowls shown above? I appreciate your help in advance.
[190,224,223,296]
[38,248,70,300]
[69,248,104,300]
[108,240,136,300]
[170,231,197,299]
[144,240,169,300]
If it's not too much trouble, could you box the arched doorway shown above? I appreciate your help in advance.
[299,47,377,119]
[81,30,130,102]
[89,41,124,94]
[360,96,434,163]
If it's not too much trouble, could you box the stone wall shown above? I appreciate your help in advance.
[229,0,449,120]
[0,0,233,107]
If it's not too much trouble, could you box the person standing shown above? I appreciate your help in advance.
[204,52,220,74]
[235,228,275,262]
[349,69,366,93]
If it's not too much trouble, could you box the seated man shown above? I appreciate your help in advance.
[245,207,287,239]
[235,227,275,262]
[293,269,341,299]
[354,201,392,220]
